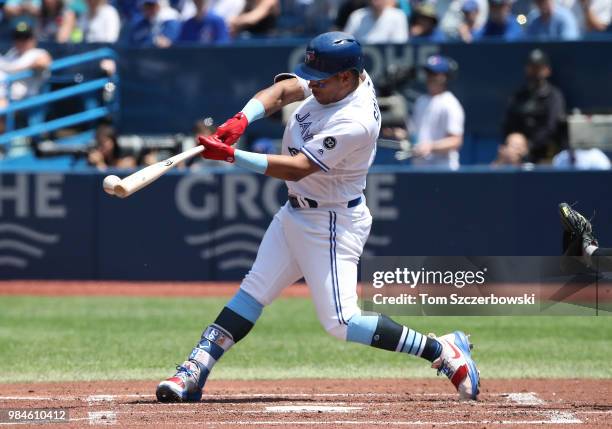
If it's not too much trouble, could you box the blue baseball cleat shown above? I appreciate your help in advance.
[430,331,480,400]
[156,361,204,403]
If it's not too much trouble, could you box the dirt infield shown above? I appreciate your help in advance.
[1,281,610,428]
[0,379,610,428]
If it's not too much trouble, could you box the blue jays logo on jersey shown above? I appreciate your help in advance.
[323,136,337,150]
[295,113,310,123]
[296,112,313,142]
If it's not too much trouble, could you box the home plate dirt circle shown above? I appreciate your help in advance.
[0,378,610,428]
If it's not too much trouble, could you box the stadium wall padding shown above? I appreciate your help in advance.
[1,169,611,280]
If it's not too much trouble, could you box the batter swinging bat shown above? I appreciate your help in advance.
[111,145,204,198]
[106,137,408,198]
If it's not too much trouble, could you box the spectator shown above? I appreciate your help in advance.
[3,0,41,22]
[438,0,489,39]
[409,2,446,41]
[410,55,464,170]
[87,124,136,170]
[457,0,480,42]
[491,132,529,166]
[208,0,246,26]
[177,0,229,43]
[228,0,279,37]
[343,0,408,43]
[552,147,611,169]
[112,0,142,23]
[38,0,78,42]
[168,0,194,19]
[526,0,579,40]
[475,0,523,40]
[503,49,567,163]
[0,21,52,103]
[123,0,181,47]
[78,0,120,43]
[334,0,368,29]
[560,0,612,37]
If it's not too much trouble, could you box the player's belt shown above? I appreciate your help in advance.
[288,195,362,209]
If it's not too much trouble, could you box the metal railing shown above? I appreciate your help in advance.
[0,47,118,149]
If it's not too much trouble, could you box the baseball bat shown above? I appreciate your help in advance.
[113,145,204,198]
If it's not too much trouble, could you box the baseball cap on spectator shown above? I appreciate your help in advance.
[412,3,439,24]
[527,49,550,66]
[12,21,34,39]
[461,0,479,13]
[424,55,455,74]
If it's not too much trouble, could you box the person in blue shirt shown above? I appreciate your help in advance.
[177,0,229,44]
[526,0,579,40]
[475,0,524,40]
[124,0,181,47]
[457,0,481,42]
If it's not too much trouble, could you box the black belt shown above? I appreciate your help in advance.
[288,195,362,209]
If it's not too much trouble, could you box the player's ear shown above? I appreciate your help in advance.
[340,70,357,85]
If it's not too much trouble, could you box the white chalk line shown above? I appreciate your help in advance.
[504,392,545,405]
[87,411,117,425]
[506,392,581,424]
[58,407,607,418]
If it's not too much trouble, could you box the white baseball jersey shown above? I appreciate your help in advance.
[240,71,380,340]
[281,71,380,204]
[410,90,464,170]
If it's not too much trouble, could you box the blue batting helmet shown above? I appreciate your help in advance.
[294,32,364,81]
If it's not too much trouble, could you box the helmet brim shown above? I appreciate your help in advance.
[294,63,334,81]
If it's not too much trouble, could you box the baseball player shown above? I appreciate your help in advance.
[156,31,480,403]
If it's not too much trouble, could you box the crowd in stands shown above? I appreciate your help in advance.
[0,0,610,46]
[1,0,610,170]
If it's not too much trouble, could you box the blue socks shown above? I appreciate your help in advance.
[346,313,442,362]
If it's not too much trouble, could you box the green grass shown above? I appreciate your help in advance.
[0,296,610,382]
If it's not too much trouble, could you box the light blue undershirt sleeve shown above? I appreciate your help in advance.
[234,149,269,174]
[241,99,266,123]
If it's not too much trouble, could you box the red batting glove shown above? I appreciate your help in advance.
[214,113,248,146]
[198,135,235,163]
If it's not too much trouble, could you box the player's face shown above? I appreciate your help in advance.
[308,71,356,105]
[425,71,447,95]
[13,36,34,54]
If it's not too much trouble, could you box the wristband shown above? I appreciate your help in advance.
[234,149,269,174]
[241,99,266,123]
